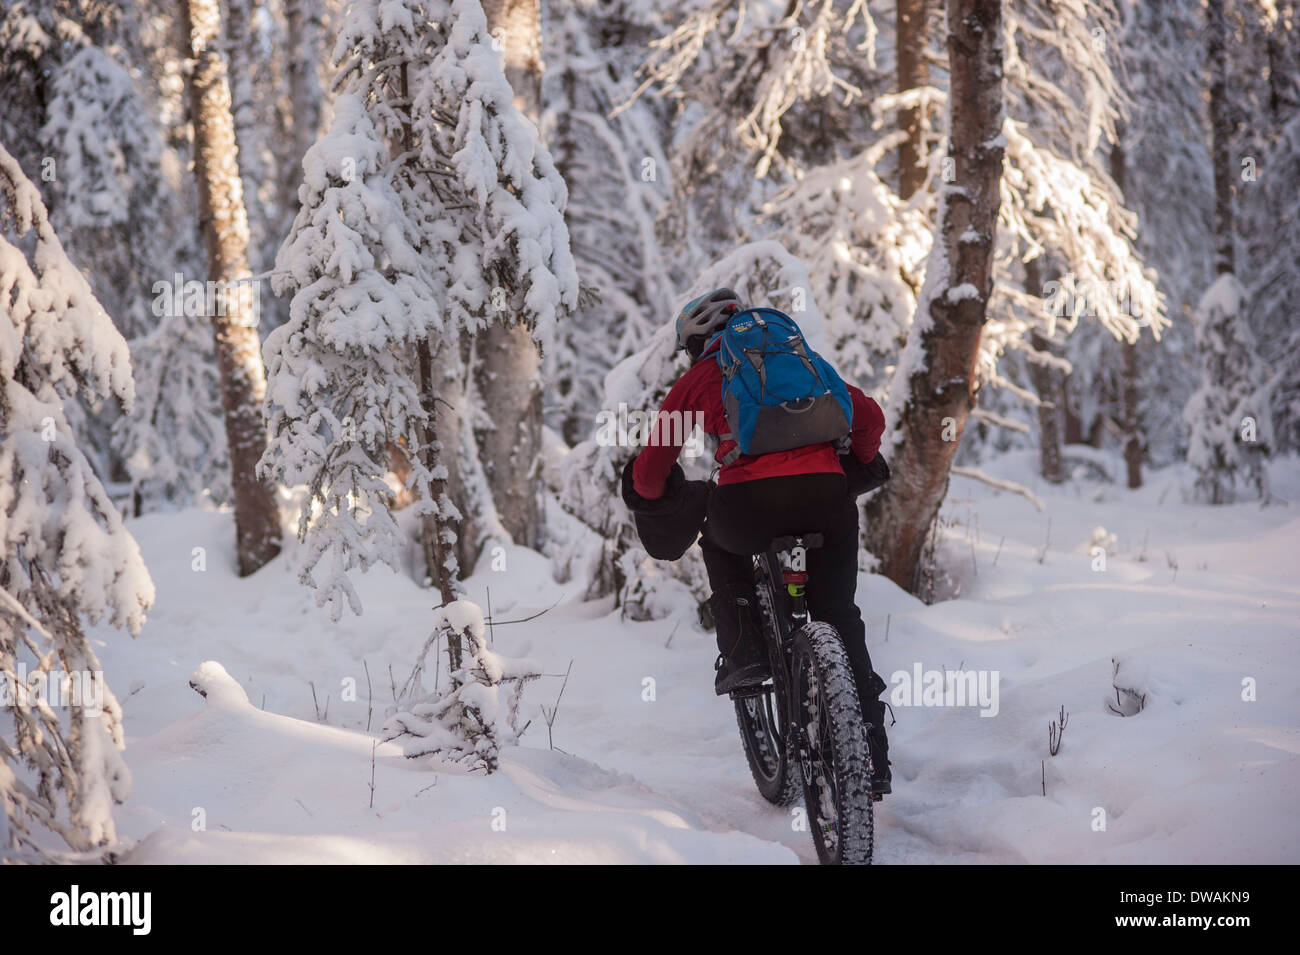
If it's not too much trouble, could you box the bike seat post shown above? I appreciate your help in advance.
[776,537,811,620]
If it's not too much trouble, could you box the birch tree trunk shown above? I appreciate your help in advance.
[476,0,545,549]
[897,0,931,200]
[183,0,281,575]
[864,0,1005,594]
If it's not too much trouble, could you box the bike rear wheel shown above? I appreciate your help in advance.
[733,558,802,806]
[734,682,802,806]
[791,621,874,865]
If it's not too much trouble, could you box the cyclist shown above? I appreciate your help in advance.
[621,288,893,795]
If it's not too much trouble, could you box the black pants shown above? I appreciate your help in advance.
[699,472,886,707]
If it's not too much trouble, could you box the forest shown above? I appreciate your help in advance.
[1,0,1297,867]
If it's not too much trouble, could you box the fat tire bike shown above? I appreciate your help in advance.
[730,532,876,865]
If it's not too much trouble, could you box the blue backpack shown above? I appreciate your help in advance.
[712,307,853,464]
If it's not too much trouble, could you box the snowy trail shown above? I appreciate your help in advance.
[96,453,1300,863]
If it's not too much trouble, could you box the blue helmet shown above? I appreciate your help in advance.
[674,287,742,350]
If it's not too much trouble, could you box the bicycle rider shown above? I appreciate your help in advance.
[620,288,893,796]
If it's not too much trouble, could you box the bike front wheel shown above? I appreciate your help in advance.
[791,621,874,865]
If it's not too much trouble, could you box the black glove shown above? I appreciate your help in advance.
[844,451,891,498]
[620,458,712,560]
[621,458,688,515]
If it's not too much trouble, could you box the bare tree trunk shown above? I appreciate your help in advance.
[1063,384,1084,445]
[897,0,930,200]
[183,0,281,576]
[1264,2,1293,119]
[864,0,1004,594]
[1207,0,1235,276]
[475,0,545,549]
[1110,125,1143,489]
[1029,330,1064,483]
[1024,256,1064,483]
[1121,338,1142,488]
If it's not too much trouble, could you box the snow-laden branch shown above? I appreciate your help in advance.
[970,407,1031,434]
[951,466,1045,512]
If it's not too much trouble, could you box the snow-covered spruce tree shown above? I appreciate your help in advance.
[0,1,62,176]
[1184,275,1271,504]
[0,3,202,490]
[321,0,577,580]
[259,94,444,619]
[38,42,174,342]
[0,2,190,343]
[0,145,154,862]
[557,241,829,619]
[381,600,539,774]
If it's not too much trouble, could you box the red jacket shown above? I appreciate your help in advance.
[632,339,886,499]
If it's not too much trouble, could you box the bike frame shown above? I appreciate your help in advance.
[748,533,824,754]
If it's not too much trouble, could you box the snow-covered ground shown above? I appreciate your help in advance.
[97,451,1300,864]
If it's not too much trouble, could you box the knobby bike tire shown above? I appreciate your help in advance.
[733,556,802,806]
[791,621,874,865]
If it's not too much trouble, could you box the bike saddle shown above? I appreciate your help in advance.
[769,533,823,552]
